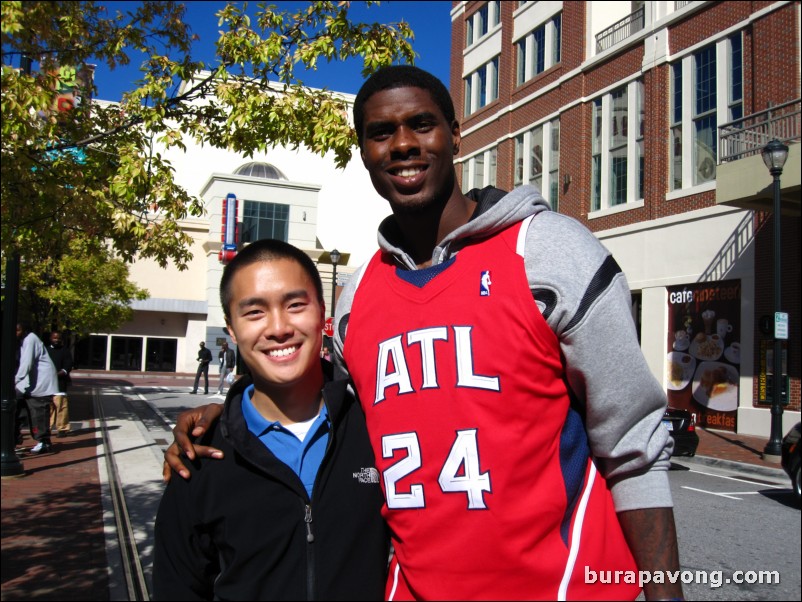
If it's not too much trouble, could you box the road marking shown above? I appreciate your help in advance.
[685,467,784,488]
[681,486,745,500]
[137,392,176,429]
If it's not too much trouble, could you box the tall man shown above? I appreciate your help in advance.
[15,322,59,454]
[47,330,74,437]
[189,341,212,395]
[166,66,682,600]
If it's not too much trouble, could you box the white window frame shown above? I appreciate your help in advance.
[589,80,644,213]
[513,117,560,210]
[516,13,562,85]
[461,147,498,192]
[464,57,499,115]
[466,1,500,49]
[670,34,743,192]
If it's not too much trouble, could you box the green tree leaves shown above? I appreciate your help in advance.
[2,1,414,331]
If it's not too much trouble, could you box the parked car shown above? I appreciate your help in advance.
[781,422,801,505]
[662,407,699,457]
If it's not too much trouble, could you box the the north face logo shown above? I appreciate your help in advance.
[353,467,380,484]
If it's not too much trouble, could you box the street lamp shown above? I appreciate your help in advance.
[761,139,789,458]
[329,248,341,318]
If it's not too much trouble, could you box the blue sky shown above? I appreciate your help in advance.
[92,1,453,102]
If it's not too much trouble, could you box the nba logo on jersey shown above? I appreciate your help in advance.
[480,270,491,296]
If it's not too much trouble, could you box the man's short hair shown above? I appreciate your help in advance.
[219,239,324,320]
[353,65,456,148]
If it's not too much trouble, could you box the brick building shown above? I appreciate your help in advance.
[451,0,800,437]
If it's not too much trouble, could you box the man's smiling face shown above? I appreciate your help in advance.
[226,259,324,394]
[359,86,460,214]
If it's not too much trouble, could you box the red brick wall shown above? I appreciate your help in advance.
[451,1,801,412]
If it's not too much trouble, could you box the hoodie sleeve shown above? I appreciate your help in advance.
[153,474,217,600]
[332,261,370,381]
[15,334,34,394]
[524,212,674,511]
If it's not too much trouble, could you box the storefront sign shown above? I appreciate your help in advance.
[666,280,741,431]
[757,339,789,405]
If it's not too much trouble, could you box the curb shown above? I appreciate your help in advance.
[675,453,788,481]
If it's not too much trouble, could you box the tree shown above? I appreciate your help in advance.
[1,0,415,329]
[20,234,149,336]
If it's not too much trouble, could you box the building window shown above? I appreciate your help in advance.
[552,14,561,65]
[514,118,560,210]
[461,147,498,192]
[464,57,499,115]
[590,80,643,212]
[75,335,108,370]
[111,336,142,371]
[548,119,560,211]
[670,62,683,191]
[670,33,743,190]
[146,337,177,372]
[515,13,562,85]
[694,45,716,184]
[529,124,544,188]
[729,33,743,121]
[465,1,500,48]
[242,200,289,243]
[591,98,602,211]
[474,153,485,189]
[636,81,644,200]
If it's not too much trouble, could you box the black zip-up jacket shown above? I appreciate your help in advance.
[153,362,389,600]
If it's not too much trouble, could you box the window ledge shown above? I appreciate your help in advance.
[588,199,644,220]
[665,180,716,201]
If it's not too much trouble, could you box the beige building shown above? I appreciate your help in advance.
[75,84,390,375]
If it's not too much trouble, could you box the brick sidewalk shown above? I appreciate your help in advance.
[1,391,109,601]
[1,378,792,601]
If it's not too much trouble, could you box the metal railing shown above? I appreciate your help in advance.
[719,98,801,163]
[675,1,693,10]
[596,6,645,52]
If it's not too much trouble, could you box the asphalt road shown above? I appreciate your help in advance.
[666,458,800,601]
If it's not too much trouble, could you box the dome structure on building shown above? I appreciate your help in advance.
[233,161,288,180]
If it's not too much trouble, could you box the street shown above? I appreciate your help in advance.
[107,383,801,601]
[667,459,800,601]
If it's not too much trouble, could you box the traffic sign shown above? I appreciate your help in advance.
[775,312,788,340]
[324,317,334,338]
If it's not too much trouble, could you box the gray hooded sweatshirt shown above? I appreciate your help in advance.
[334,185,673,511]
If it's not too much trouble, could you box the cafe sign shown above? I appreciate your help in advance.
[665,280,741,431]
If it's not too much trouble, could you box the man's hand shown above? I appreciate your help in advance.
[162,403,225,482]
[618,507,684,601]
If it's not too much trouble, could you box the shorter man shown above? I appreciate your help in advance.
[216,341,236,395]
[189,341,212,394]
[15,323,59,454]
[47,330,73,437]
[153,238,388,600]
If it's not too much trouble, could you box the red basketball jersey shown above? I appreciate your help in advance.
[344,218,639,600]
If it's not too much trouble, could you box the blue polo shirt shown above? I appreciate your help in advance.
[241,384,330,498]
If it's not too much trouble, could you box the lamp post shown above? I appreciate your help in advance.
[761,139,789,458]
[330,248,341,318]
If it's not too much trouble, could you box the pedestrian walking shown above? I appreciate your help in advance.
[15,322,59,454]
[46,330,73,437]
[189,341,212,394]
[216,341,236,394]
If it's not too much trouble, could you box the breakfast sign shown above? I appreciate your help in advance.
[666,280,741,432]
